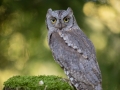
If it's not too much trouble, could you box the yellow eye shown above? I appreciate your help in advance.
[51,18,56,24]
[64,17,69,23]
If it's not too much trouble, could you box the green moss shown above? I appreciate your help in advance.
[3,75,74,90]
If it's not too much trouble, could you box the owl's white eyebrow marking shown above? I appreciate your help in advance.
[53,10,66,18]
[51,11,59,18]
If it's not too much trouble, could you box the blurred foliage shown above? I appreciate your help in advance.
[0,0,120,90]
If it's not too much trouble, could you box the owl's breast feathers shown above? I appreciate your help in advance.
[49,28,102,90]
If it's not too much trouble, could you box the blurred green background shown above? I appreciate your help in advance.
[0,0,120,90]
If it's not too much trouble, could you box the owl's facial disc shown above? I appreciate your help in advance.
[46,7,74,30]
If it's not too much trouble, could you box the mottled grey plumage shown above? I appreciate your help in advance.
[46,7,102,90]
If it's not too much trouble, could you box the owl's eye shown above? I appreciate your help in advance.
[63,17,69,23]
[51,18,56,24]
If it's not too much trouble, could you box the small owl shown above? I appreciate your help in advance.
[46,7,102,90]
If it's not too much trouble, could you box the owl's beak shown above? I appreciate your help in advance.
[56,19,62,30]
[58,23,62,30]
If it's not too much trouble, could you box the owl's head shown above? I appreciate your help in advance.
[46,7,77,31]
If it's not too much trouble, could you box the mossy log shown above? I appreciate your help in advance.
[3,75,74,90]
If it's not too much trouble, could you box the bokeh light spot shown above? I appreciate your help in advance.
[98,6,116,21]
[83,2,97,17]
[90,33,107,50]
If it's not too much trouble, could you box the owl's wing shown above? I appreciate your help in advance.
[49,29,102,89]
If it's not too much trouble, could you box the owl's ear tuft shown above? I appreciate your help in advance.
[47,8,52,14]
[67,7,73,15]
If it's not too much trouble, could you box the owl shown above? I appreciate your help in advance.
[46,7,102,90]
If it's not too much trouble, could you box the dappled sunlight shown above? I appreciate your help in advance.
[83,2,97,17]
[106,19,120,33]
[1,19,14,37]
[40,25,50,50]
[0,69,20,90]
[29,61,66,77]
[0,32,30,89]
[90,33,107,50]
[84,17,104,32]
[7,32,29,70]
[8,33,27,61]
[44,36,50,50]
[83,1,120,34]
[97,5,120,33]
[110,0,120,13]
[98,6,116,21]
